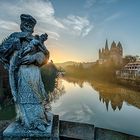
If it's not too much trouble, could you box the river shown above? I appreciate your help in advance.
[50,76,140,137]
[0,76,140,137]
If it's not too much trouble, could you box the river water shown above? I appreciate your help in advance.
[49,77,140,137]
[0,76,140,137]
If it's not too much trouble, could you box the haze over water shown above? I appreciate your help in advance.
[50,77,140,137]
[1,76,140,136]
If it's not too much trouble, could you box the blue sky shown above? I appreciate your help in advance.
[0,0,140,62]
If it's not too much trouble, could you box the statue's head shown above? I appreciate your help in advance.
[20,14,36,33]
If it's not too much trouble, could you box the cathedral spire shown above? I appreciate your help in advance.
[111,41,116,50]
[117,42,122,49]
[99,49,101,59]
[117,41,123,56]
[105,39,109,51]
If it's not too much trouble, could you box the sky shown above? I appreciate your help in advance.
[0,0,140,63]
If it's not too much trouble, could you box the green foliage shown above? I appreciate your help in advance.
[0,105,16,120]
[123,55,137,66]
[41,63,58,93]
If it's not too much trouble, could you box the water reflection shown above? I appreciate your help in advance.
[63,76,140,111]
[50,76,140,137]
[47,78,65,103]
[1,74,140,113]
[0,75,140,136]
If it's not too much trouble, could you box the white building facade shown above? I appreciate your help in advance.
[116,61,140,79]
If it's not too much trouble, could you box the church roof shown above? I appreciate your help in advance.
[105,39,109,50]
[117,42,122,49]
[111,41,116,49]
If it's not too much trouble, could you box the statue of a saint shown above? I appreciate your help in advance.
[0,14,50,132]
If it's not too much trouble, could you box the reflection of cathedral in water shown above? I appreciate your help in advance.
[99,93,123,111]
[64,76,140,111]
[89,82,124,111]
[90,81,140,111]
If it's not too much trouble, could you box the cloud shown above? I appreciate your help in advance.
[85,0,119,8]
[104,13,121,22]
[0,0,64,40]
[85,0,96,8]
[82,25,93,37]
[104,0,119,4]
[98,0,119,4]
[46,31,60,40]
[0,20,18,31]
[63,15,93,37]
[35,26,60,40]
[0,0,93,40]
[0,0,65,29]
[21,0,65,29]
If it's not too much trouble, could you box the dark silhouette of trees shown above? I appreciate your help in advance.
[123,55,137,66]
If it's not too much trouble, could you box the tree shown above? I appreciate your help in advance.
[123,55,137,65]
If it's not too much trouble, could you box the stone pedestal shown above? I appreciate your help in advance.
[3,113,53,140]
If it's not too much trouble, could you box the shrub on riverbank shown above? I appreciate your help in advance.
[41,62,58,93]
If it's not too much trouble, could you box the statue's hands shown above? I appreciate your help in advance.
[23,47,31,54]
[40,33,48,42]
[13,38,21,50]
[20,55,35,65]
[32,39,40,46]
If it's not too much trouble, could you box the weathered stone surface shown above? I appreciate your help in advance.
[0,14,50,138]
[1,118,140,139]
[59,120,94,140]
[3,113,53,140]
[3,122,50,138]
[52,115,59,140]
[95,127,140,140]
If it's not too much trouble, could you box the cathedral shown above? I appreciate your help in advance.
[98,40,123,65]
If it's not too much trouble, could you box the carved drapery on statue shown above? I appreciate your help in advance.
[0,14,50,132]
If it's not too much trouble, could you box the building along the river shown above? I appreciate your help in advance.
[116,61,140,79]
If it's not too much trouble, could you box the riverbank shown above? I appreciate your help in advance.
[116,78,140,91]
[64,65,140,92]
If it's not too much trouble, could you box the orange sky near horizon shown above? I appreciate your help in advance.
[46,40,98,63]
[48,47,89,63]
[48,46,98,63]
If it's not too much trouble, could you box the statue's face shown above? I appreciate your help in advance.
[20,22,34,33]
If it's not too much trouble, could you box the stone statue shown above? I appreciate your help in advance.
[0,14,50,133]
